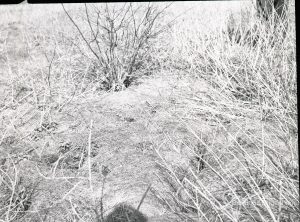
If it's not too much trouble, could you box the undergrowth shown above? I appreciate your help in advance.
[155,1,298,222]
[0,2,297,222]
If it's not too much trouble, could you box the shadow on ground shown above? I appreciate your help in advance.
[104,203,147,222]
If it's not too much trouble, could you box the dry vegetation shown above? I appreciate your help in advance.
[0,1,297,222]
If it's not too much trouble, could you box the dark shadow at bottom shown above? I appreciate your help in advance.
[104,203,148,222]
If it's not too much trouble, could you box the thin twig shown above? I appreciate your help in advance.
[62,4,101,62]
[137,184,152,211]
[87,120,93,191]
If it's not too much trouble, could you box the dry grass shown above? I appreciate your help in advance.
[153,1,298,221]
[0,1,297,222]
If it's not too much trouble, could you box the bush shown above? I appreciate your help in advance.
[62,3,170,91]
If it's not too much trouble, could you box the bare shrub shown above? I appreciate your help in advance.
[62,3,171,91]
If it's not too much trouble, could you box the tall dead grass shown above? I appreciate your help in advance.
[155,1,298,221]
[0,2,297,221]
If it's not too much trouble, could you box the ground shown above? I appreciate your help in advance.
[0,1,298,222]
[0,4,214,220]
